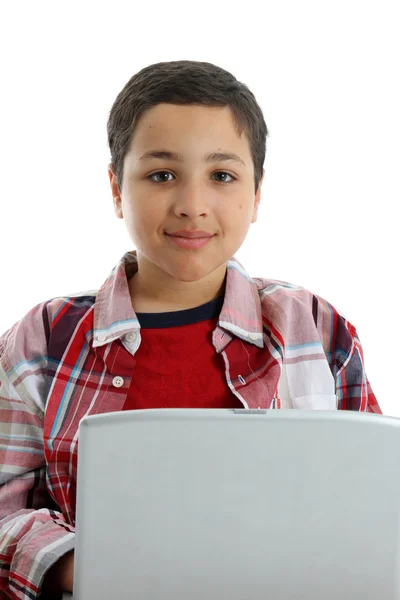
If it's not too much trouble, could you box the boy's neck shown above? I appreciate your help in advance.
[128,266,227,314]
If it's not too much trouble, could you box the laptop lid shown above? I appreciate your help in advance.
[73,409,400,600]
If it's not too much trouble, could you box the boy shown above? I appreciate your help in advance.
[0,60,381,599]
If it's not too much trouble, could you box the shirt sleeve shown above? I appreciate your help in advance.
[335,317,382,413]
[0,302,75,600]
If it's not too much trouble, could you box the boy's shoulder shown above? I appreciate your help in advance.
[252,276,306,293]
[43,288,99,319]
[251,274,349,324]
[230,258,323,308]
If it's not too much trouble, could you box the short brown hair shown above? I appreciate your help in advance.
[107,60,269,194]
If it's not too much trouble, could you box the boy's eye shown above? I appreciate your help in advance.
[148,171,236,184]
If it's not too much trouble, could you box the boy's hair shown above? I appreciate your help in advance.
[107,60,269,195]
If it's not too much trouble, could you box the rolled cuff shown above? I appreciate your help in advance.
[7,510,75,600]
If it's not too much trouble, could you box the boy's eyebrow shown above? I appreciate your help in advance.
[139,150,246,167]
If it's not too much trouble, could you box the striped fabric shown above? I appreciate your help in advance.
[0,250,381,599]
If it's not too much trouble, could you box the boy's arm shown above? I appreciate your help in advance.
[0,302,75,600]
[335,318,382,413]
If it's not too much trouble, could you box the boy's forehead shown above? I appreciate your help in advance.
[130,103,251,163]
[141,102,236,122]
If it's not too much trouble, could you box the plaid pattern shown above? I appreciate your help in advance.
[0,250,381,599]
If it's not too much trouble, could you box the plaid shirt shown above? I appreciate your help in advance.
[0,250,381,599]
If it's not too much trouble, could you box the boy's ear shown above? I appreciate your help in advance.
[251,169,264,224]
[108,163,123,219]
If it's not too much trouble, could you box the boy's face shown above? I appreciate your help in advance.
[108,103,264,303]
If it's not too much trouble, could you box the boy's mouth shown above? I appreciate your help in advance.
[165,233,214,249]
[166,229,214,239]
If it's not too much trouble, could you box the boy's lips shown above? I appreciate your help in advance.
[165,233,214,249]
[166,229,214,238]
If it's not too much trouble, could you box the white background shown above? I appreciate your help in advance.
[0,1,398,415]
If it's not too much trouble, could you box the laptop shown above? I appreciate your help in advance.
[69,409,400,599]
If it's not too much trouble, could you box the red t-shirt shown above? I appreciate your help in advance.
[123,294,243,411]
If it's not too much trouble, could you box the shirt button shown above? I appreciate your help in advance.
[112,376,124,388]
[249,333,258,341]
[125,332,137,342]
[97,334,106,343]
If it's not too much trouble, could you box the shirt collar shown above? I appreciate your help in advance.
[92,250,264,349]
